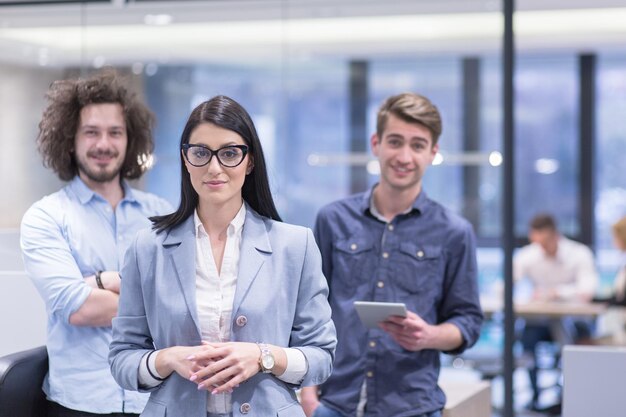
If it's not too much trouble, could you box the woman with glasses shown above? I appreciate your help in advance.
[109,95,336,417]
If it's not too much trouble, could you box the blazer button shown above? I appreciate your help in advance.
[235,315,248,327]
[240,402,252,414]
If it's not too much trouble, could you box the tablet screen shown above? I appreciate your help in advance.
[353,301,407,328]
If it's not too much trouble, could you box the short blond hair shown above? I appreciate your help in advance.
[376,92,442,144]
[613,216,626,248]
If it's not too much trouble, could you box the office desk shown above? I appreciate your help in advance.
[482,299,608,345]
[441,380,491,417]
[481,299,607,319]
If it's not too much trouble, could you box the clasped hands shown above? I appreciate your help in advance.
[164,341,261,395]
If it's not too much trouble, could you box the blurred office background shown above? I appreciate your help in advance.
[1,0,625,414]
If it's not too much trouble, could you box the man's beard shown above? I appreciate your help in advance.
[76,150,124,183]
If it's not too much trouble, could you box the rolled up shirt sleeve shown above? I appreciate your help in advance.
[21,203,92,323]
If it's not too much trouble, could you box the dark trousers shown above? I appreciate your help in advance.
[313,402,442,417]
[47,401,140,417]
[521,320,593,403]
[521,324,554,402]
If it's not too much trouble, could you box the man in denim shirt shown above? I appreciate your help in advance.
[301,93,483,417]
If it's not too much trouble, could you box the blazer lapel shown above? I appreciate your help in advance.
[164,216,202,338]
[232,208,272,316]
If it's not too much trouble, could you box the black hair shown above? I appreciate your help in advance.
[151,95,281,233]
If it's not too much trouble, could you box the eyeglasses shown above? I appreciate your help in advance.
[182,144,249,168]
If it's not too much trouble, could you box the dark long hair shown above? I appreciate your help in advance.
[151,95,281,233]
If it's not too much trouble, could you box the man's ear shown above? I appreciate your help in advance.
[370,133,380,157]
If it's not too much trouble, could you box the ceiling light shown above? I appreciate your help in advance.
[131,62,144,74]
[307,154,321,166]
[93,55,105,68]
[534,158,559,175]
[145,62,158,76]
[366,160,380,175]
[489,151,503,167]
[37,47,48,66]
[144,14,173,26]
[3,7,626,66]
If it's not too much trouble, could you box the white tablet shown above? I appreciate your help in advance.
[353,301,407,328]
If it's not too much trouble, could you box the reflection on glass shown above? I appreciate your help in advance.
[596,55,626,290]
[514,55,579,237]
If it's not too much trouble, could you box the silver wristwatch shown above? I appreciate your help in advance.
[257,343,275,373]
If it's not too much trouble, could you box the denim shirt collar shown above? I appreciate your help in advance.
[359,183,428,219]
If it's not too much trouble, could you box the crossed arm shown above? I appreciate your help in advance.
[71,271,121,327]
[21,204,122,328]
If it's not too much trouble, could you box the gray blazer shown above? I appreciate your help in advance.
[109,208,336,417]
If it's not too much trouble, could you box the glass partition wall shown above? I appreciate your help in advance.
[2,1,626,415]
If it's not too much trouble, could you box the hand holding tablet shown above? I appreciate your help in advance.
[353,301,407,328]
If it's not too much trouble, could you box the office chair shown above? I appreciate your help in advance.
[0,346,48,417]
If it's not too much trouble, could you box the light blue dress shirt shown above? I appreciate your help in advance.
[20,176,173,414]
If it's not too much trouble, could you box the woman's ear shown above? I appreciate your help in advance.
[246,157,254,175]
[181,149,190,173]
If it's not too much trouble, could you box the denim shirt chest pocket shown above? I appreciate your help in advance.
[333,236,375,290]
[395,243,443,295]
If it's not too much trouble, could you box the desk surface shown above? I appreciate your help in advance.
[482,299,608,319]
[441,380,491,417]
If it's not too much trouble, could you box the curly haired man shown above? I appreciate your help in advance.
[21,70,172,417]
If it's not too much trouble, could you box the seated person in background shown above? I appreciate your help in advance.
[514,213,598,303]
[607,216,626,306]
[513,213,599,409]
[592,216,626,341]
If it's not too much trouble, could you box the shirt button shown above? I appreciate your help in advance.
[350,243,358,251]
[416,250,424,258]
[369,341,376,348]
[367,371,374,378]
[377,281,384,288]
[240,402,251,414]
[382,252,389,259]
[235,315,248,327]
[388,224,394,231]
